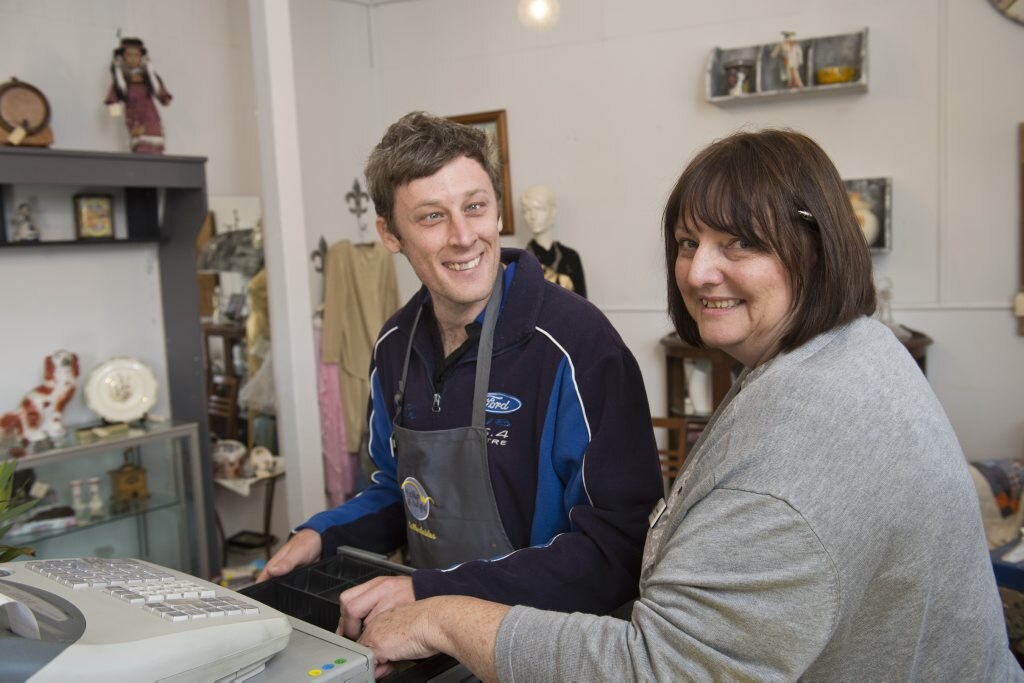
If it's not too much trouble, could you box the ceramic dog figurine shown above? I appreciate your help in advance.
[1,350,79,455]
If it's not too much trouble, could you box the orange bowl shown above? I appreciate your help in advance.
[816,66,856,85]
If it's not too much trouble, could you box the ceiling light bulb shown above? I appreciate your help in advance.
[518,0,559,31]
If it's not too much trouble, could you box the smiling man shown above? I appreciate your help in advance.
[257,111,663,637]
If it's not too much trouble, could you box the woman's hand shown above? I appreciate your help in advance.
[357,598,441,679]
[358,596,510,682]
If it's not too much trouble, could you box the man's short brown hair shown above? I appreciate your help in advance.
[366,111,502,235]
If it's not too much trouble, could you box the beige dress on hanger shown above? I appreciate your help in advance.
[321,240,400,453]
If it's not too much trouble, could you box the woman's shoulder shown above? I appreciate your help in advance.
[716,318,962,486]
[752,318,926,405]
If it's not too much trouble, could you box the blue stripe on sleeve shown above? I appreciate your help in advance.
[529,357,591,545]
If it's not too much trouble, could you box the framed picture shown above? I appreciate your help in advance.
[843,177,892,253]
[1017,122,1023,336]
[74,194,114,240]
[447,109,514,235]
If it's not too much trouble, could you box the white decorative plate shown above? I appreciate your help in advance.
[84,357,159,423]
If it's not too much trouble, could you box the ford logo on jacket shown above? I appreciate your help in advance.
[486,393,522,414]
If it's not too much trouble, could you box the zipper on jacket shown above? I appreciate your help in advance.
[432,393,441,412]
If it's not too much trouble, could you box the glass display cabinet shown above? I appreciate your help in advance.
[7,421,208,578]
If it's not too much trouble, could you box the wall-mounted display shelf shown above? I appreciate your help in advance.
[706,28,868,105]
[0,147,201,247]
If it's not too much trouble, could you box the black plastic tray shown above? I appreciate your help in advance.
[241,547,409,632]
[242,548,468,681]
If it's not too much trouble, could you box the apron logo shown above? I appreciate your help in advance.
[401,477,434,521]
[485,392,522,414]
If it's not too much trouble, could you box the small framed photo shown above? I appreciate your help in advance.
[843,177,892,254]
[74,194,114,240]
[447,109,514,236]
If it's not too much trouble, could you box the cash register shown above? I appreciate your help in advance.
[0,556,374,682]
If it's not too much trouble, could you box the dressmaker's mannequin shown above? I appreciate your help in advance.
[521,185,587,298]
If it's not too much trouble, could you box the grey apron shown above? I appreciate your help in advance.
[392,272,516,569]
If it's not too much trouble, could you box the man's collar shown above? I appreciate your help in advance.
[418,260,517,325]
[471,261,515,324]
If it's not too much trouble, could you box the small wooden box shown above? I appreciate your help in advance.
[109,463,149,507]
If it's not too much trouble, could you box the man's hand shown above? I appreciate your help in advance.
[255,528,322,582]
[337,575,415,639]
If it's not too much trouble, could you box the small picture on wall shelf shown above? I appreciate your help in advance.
[74,194,114,240]
[843,177,892,253]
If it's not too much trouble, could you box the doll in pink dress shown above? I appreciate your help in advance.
[104,37,172,154]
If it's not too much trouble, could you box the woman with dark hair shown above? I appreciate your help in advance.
[104,37,172,154]
[356,130,1021,681]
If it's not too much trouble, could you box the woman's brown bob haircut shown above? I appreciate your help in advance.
[663,129,876,354]
[366,111,503,236]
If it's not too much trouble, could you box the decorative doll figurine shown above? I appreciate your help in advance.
[104,36,172,154]
[11,203,39,242]
[771,30,804,88]
[728,70,747,96]
[521,185,588,298]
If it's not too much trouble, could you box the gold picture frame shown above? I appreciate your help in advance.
[447,109,514,235]
[74,194,114,240]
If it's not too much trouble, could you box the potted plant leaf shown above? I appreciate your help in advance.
[0,458,38,562]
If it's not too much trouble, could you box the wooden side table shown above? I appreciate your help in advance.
[899,326,933,375]
[660,333,740,420]
[216,470,284,562]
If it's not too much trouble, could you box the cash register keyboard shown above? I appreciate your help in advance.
[25,558,260,623]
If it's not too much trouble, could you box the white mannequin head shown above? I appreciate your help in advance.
[520,185,557,244]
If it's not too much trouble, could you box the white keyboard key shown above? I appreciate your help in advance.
[162,611,189,623]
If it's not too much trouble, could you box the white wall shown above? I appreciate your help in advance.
[0,0,267,568]
[346,0,1023,462]
[291,0,382,306]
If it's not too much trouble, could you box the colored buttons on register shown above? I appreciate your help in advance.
[307,659,347,677]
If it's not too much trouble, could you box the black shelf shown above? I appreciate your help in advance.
[0,147,206,188]
[0,148,201,246]
[0,147,217,573]
[0,237,161,248]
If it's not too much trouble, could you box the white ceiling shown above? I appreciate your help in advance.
[336,0,428,6]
